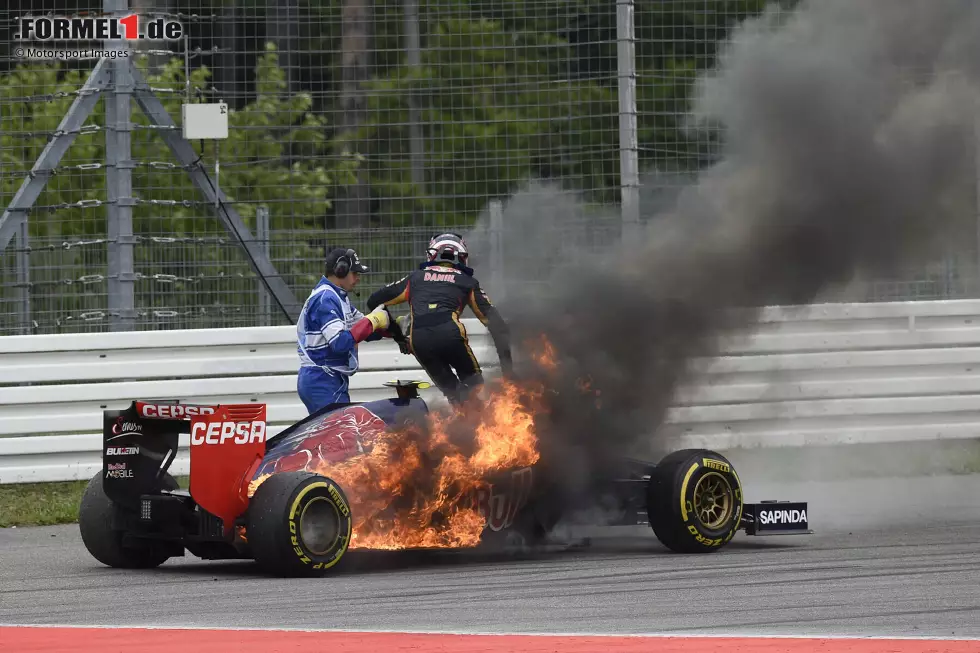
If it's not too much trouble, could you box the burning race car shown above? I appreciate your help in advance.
[79,380,811,577]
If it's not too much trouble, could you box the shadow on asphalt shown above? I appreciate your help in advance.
[135,532,807,580]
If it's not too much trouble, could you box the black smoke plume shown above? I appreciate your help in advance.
[466,0,980,490]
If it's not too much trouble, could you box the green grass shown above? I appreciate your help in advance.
[0,480,90,528]
[0,476,189,528]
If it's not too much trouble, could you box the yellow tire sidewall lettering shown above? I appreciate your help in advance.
[679,462,700,522]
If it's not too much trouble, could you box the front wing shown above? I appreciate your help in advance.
[593,464,812,536]
[740,501,812,536]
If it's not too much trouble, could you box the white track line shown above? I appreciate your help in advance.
[0,624,978,641]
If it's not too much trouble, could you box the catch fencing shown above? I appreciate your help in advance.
[4,298,980,484]
[3,0,980,336]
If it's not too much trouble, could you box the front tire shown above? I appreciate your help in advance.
[78,471,173,569]
[246,471,353,577]
[646,449,743,553]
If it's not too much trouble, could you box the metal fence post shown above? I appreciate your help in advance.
[404,0,425,199]
[15,219,31,334]
[256,206,271,326]
[975,111,980,293]
[616,0,640,245]
[489,199,504,302]
[105,0,137,332]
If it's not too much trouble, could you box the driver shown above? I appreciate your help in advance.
[365,233,513,405]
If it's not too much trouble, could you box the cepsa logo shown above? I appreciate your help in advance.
[138,403,215,419]
[14,13,184,42]
[191,421,267,446]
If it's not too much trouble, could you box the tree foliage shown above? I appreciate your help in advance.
[343,16,621,226]
[1,44,356,241]
[330,0,773,226]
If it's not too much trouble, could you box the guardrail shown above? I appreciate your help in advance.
[4,299,980,483]
[669,299,980,449]
[0,319,496,483]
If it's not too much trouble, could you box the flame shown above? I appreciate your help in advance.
[245,336,560,552]
[320,378,543,550]
[529,334,558,373]
[247,473,272,498]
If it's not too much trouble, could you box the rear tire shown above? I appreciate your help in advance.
[646,449,743,553]
[246,471,353,577]
[78,471,174,569]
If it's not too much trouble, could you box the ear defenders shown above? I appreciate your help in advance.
[333,249,357,278]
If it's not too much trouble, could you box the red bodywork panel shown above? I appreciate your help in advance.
[188,404,267,526]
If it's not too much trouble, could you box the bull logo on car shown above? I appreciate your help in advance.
[256,406,388,476]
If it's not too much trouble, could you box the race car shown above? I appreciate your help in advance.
[78,380,811,577]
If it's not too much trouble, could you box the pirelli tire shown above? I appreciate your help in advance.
[246,471,353,577]
[78,471,176,569]
[646,449,743,554]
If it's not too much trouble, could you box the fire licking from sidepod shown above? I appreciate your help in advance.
[247,344,559,551]
[327,375,544,550]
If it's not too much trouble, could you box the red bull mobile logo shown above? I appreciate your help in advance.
[14,13,184,42]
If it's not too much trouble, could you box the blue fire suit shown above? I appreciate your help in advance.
[296,276,382,414]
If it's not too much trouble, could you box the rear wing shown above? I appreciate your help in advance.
[102,400,268,527]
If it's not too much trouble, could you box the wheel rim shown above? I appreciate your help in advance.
[693,472,733,529]
[299,496,340,556]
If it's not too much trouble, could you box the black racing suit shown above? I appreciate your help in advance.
[366,261,512,404]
